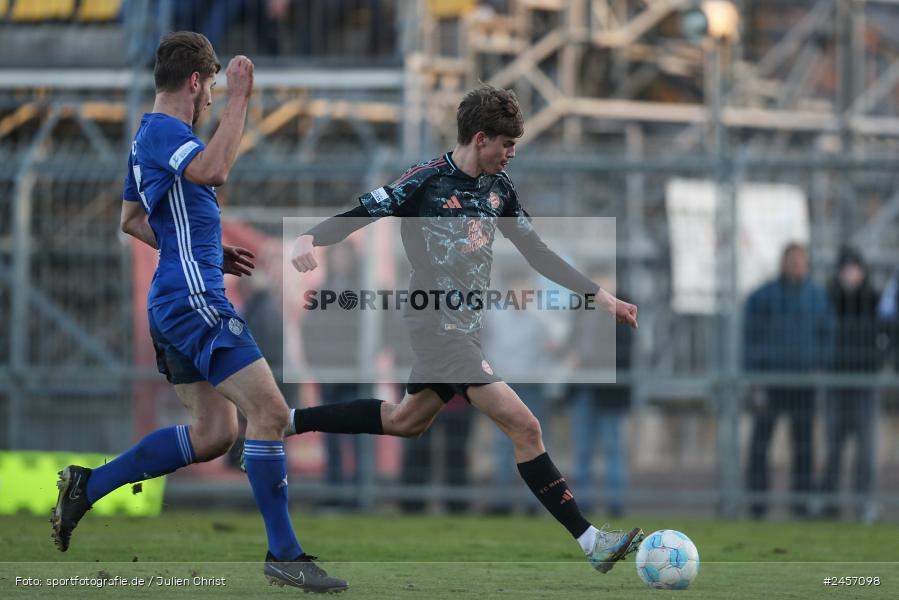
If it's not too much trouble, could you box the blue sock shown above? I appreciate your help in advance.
[86,425,195,504]
[244,440,302,560]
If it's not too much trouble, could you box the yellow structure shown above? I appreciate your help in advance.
[76,0,121,22]
[10,0,75,21]
[0,451,165,517]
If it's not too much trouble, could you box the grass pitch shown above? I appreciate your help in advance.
[1,510,897,598]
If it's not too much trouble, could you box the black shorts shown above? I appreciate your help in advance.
[151,332,204,386]
[405,325,502,403]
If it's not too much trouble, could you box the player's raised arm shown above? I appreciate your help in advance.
[183,55,254,187]
[498,218,638,328]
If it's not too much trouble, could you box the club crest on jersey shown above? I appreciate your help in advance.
[489,192,500,209]
[228,318,244,336]
[481,360,494,375]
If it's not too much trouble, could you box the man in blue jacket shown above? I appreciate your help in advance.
[744,242,835,518]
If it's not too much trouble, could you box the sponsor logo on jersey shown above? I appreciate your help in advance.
[441,195,463,209]
[370,187,390,204]
[481,360,494,375]
[462,219,490,253]
[169,141,199,170]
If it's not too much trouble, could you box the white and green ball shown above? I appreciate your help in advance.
[635,529,700,590]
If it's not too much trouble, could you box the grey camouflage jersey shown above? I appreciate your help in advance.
[358,152,534,333]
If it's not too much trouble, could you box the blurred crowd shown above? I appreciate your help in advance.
[168,0,397,59]
[744,242,890,523]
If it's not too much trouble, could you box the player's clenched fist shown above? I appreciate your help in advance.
[615,299,638,329]
[597,288,638,329]
[226,55,254,98]
[291,235,318,273]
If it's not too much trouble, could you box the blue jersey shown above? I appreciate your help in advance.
[123,113,224,315]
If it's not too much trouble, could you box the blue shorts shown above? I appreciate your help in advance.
[148,289,264,386]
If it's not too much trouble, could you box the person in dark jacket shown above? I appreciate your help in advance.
[821,247,880,521]
[744,242,835,518]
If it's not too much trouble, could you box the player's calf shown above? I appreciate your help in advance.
[189,424,239,462]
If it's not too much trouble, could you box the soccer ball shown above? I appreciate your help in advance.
[635,529,700,590]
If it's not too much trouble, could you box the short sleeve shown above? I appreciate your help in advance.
[358,162,434,217]
[123,154,140,202]
[147,119,205,177]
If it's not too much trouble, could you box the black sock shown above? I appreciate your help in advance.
[517,452,591,538]
[295,399,384,435]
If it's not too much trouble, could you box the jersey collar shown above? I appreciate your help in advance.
[444,151,460,172]
[445,151,479,181]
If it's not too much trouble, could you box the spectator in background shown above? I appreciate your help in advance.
[744,242,835,518]
[483,269,553,514]
[876,264,899,364]
[399,394,473,514]
[173,0,290,56]
[567,266,631,518]
[293,0,394,57]
[821,248,881,522]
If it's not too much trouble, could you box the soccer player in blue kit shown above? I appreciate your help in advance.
[50,32,347,593]
[285,86,644,574]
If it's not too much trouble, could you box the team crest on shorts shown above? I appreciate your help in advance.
[481,360,494,375]
[489,192,500,209]
[228,318,244,336]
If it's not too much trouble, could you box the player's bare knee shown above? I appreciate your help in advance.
[246,399,289,438]
[516,416,543,449]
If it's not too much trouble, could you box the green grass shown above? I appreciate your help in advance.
[1,511,897,598]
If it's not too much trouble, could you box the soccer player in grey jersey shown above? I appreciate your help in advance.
[288,86,643,573]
